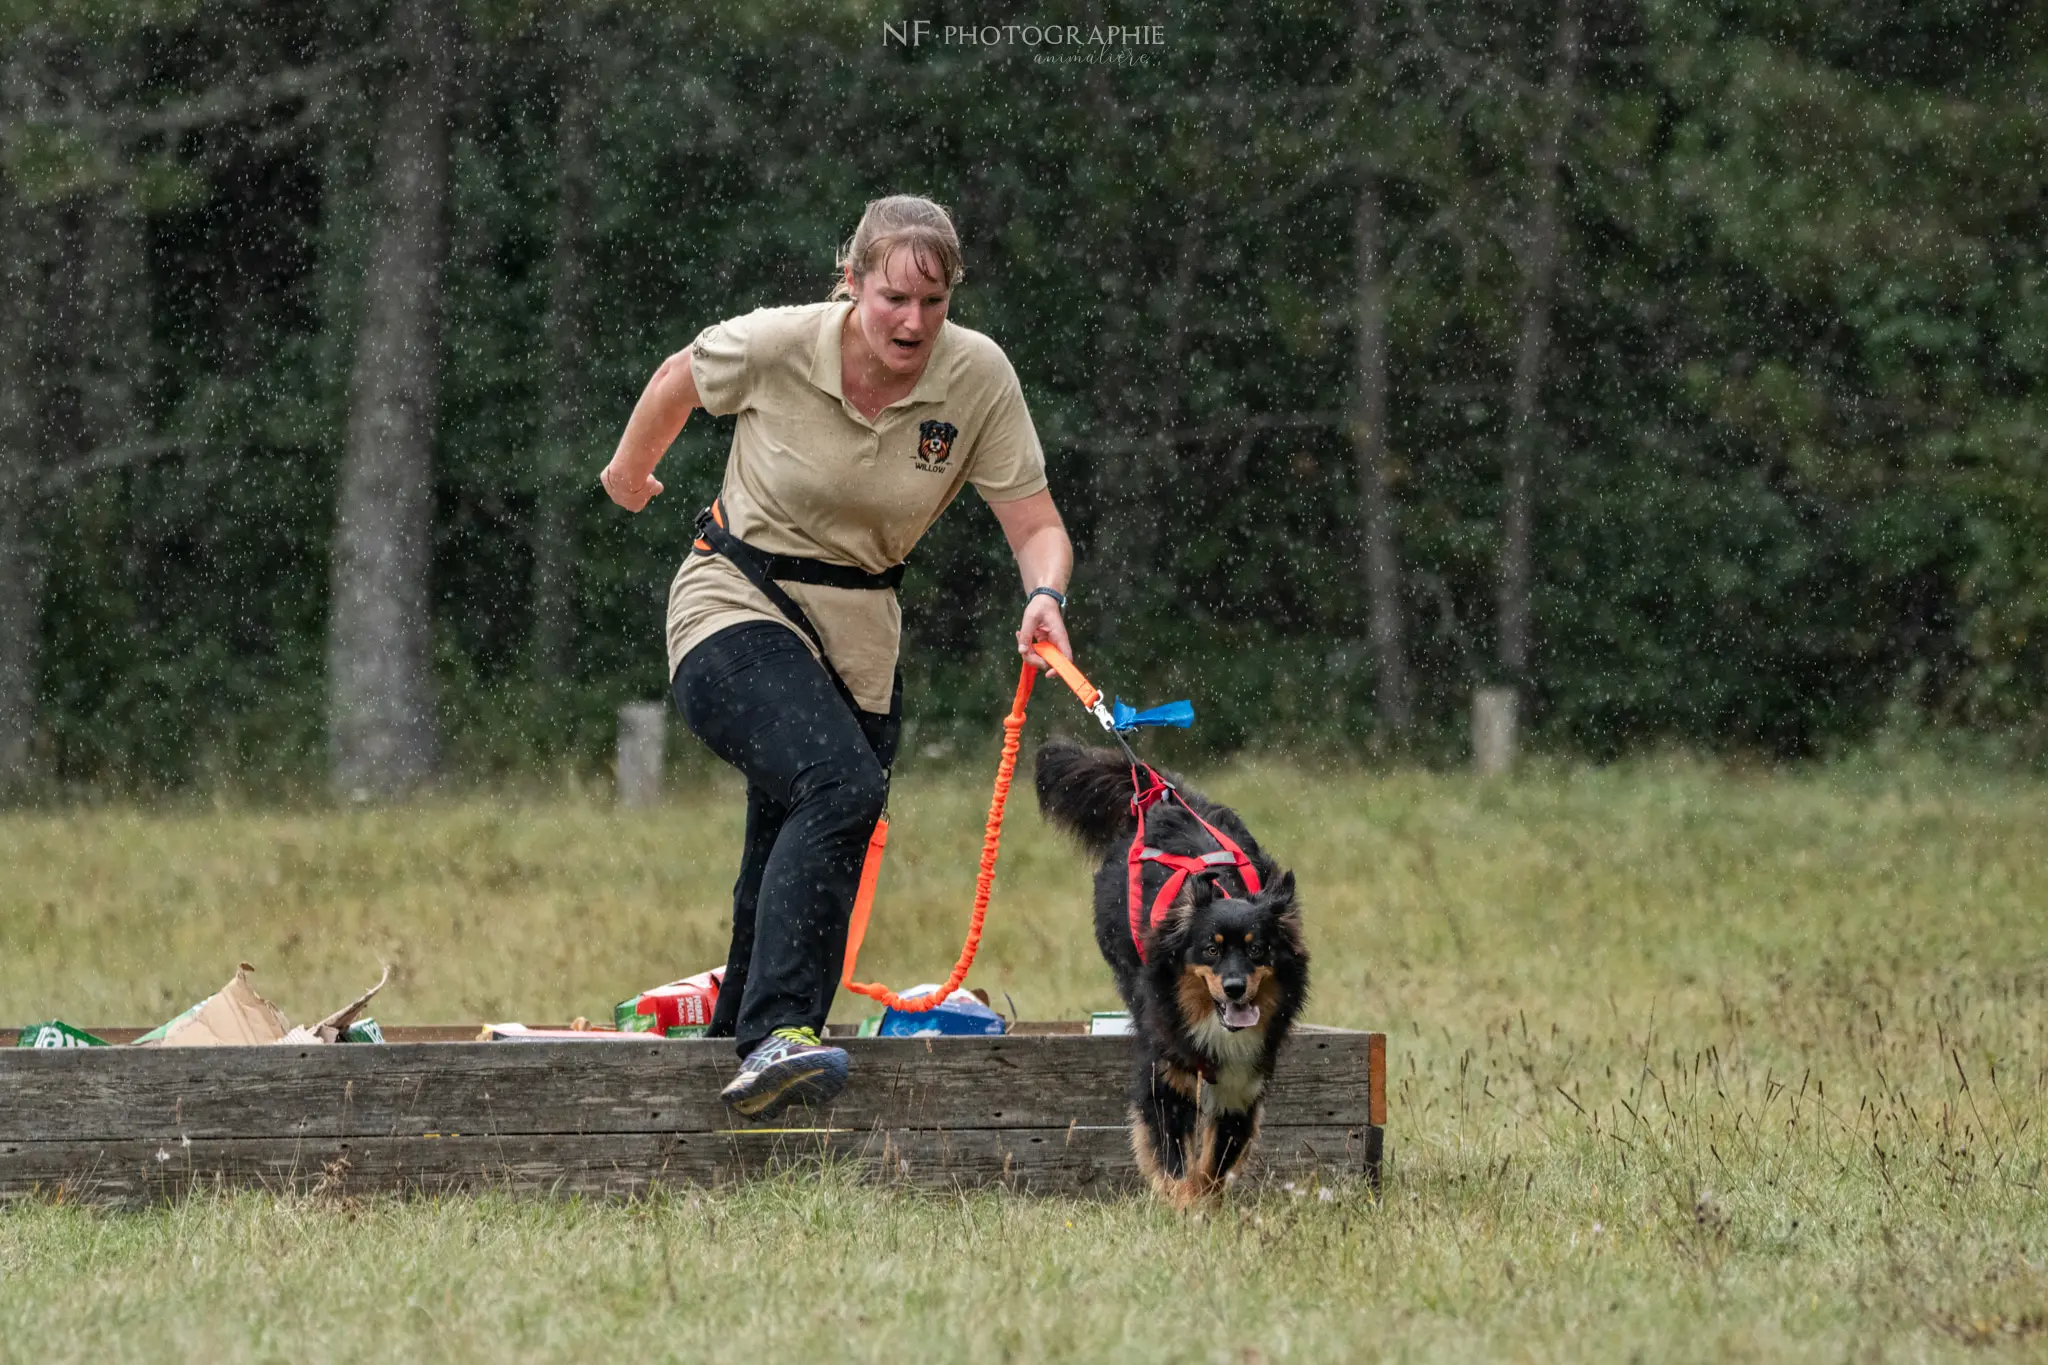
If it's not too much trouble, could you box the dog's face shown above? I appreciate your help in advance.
[1166,871,1302,1033]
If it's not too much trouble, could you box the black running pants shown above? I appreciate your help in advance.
[672,621,899,1056]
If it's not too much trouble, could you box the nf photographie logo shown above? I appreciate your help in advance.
[882,20,1166,49]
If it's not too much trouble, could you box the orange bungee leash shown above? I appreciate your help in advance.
[839,642,1112,1013]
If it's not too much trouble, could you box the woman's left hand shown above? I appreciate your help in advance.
[989,490,1076,671]
[1017,594,1072,669]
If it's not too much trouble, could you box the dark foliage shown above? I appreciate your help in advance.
[3,0,2043,790]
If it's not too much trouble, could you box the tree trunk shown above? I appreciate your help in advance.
[1147,186,1204,547]
[531,17,596,686]
[0,172,41,791]
[0,25,155,794]
[1081,53,1142,645]
[1352,0,1413,736]
[0,223,40,790]
[327,0,454,799]
[3,200,97,793]
[1496,0,1582,688]
[0,497,40,792]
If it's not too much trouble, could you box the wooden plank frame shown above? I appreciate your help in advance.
[0,1024,1386,1205]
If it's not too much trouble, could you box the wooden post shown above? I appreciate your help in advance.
[1472,686,1518,776]
[615,702,665,807]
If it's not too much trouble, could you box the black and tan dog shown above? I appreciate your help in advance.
[1035,739,1309,1204]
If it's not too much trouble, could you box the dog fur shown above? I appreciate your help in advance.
[1035,739,1310,1205]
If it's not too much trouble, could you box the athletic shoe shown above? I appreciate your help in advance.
[719,1026,850,1120]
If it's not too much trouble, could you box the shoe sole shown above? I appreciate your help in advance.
[723,1053,850,1121]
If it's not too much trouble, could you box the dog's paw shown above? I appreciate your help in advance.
[1166,1173,1225,1212]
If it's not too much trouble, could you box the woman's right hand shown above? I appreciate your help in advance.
[600,459,664,512]
[601,347,698,513]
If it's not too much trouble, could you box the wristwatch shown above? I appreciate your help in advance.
[1026,585,1068,611]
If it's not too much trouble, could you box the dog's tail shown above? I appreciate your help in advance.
[1034,738,1134,857]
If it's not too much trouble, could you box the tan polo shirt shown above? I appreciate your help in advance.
[665,301,1048,712]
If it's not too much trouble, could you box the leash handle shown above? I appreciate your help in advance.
[1032,642,1116,730]
[1030,642,1097,705]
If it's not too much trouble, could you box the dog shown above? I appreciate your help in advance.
[1035,738,1309,1204]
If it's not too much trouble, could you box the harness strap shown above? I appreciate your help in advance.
[694,498,905,590]
[1124,765,1264,962]
[692,498,901,720]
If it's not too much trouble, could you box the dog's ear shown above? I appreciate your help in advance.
[1157,876,1218,948]
[1170,874,1220,916]
[1259,869,1306,954]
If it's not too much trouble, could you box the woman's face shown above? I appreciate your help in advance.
[845,246,952,380]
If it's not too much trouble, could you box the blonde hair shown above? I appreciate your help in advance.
[829,195,965,300]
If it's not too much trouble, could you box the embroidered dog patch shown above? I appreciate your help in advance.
[915,419,959,472]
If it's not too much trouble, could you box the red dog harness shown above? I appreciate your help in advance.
[1125,766,1262,962]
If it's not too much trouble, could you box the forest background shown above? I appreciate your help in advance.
[2,0,2042,798]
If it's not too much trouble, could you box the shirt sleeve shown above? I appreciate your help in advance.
[968,366,1049,504]
[687,312,755,416]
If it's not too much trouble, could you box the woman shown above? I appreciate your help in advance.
[600,196,1073,1120]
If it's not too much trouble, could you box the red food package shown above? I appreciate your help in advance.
[630,967,724,1031]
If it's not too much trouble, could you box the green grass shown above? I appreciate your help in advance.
[4,756,2047,1362]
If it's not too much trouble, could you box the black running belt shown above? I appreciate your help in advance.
[745,547,904,592]
[691,501,903,719]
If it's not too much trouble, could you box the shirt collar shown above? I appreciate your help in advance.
[811,301,952,407]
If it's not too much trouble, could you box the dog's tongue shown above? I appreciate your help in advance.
[1222,1001,1261,1030]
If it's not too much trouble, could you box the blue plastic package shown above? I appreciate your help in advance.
[875,986,1006,1037]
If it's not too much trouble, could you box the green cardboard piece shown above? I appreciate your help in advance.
[131,1002,204,1046]
[16,1021,110,1049]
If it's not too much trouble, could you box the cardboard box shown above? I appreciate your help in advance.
[135,963,389,1047]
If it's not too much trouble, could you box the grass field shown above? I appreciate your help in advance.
[3,755,2046,1362]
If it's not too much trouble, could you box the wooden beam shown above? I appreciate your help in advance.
[0,1029,1387,1201]
[0,1034,1378,1142]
